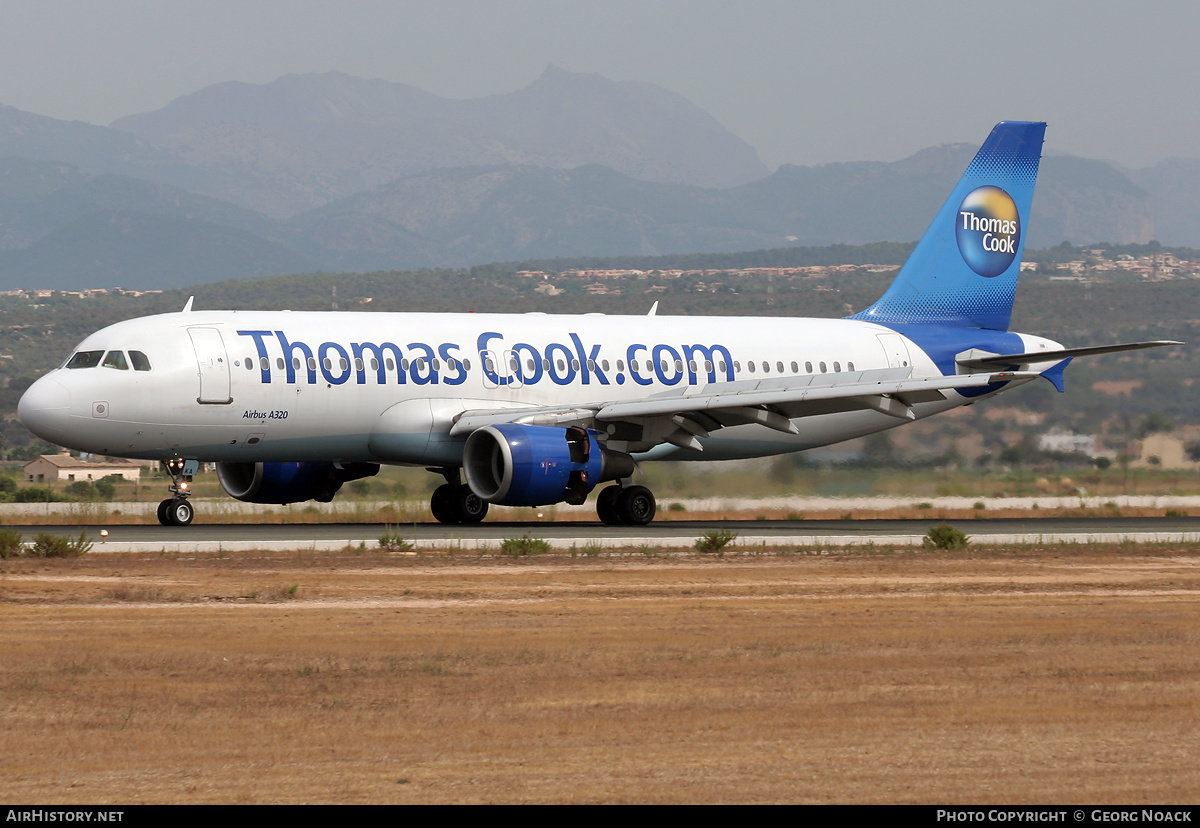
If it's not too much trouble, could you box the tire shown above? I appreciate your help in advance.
[157,499,173,526]
[167,499,194,527]
[596,485,624,525]
[618,486,656,526]
[430,484,458,524]
[453,484,489,523]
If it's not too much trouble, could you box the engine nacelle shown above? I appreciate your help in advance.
[463,424,634,507]
[216,461,380,505]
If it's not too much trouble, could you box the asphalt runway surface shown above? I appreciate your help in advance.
[21,515,1200,552]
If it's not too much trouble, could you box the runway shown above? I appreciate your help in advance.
[20,515,1200,553]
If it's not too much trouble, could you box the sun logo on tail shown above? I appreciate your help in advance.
[955,185,1020,278]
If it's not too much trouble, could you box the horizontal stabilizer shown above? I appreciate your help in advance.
[956,340,1181,370]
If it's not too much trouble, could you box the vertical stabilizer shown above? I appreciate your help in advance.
[850,121,1045,331]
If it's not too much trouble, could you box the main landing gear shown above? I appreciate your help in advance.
[596,483,656,526]
[157,457,197,526]
[428,468,489,525]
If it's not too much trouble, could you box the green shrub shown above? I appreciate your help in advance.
[500,534,551,556]
[378,526,413,552]
[14,486,66,503]
[0,527,25,558]
[696,529,737,555]
[923,523,969,551]
[28,531,92,558]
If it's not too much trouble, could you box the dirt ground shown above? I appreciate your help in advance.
[3,544,1200,804]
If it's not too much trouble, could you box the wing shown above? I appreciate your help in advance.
[448,366,1037,453]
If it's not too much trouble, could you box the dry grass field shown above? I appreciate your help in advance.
[3,544,1200,804]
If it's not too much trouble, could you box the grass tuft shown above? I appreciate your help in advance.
[696,528,737,555]
[923,522,970,550]
[500,534,551,557]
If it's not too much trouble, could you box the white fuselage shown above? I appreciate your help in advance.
[17,309,1053,466]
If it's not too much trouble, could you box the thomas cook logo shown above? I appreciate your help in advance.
[956,185,1020,278]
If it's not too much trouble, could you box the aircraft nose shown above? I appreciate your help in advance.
[18,375,72,444]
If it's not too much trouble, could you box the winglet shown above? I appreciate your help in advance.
[647,301,659,317]
[182,296,194,313]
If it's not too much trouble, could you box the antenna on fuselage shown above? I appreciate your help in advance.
[647,301,658,317]
[182,296,194,313]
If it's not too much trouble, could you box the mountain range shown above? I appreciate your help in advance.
[0,68,1195,290]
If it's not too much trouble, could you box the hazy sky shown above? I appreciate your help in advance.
[1,0,1196,170]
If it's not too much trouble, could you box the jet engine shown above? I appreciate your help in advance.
[216,461,380,505]
[463,424,634,507]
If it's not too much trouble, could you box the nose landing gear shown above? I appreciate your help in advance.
[157,458,197,526]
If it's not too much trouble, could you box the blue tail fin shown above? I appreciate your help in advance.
[850,121,1045,331]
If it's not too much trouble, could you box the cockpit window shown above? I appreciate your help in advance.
[129,351,151,371]
[66,350,104,369]
[102,351,129,370]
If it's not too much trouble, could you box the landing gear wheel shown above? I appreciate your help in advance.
[157,499,173,526]
[164,499,194,527]
[597,485,624,525]
[453,484,488,523]
[430,484,458,525]
[618,486,656,526]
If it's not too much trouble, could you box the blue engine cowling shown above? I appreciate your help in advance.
[216,461,380,504]
[463,424,634,507]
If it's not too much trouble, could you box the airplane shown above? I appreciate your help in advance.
[17,121,1178,527]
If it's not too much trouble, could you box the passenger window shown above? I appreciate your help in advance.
[293,357,301,371]
[834,362,841,372]
[748,362,756,374]
[67,351,104,369]
[616,360,624,371]
[761,361,769,373]
[102,351,129,370]
[820,362,827,373]
[848,362,855,371]
[276,358,285,370]
[806,362,813,373]
[260,357,269,371]
[129,351,151,372]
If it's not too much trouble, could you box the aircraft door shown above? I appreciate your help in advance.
[189,327,233,404]
[480,349,522,389]
[503,350,523,388]
[876,333,911,369]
